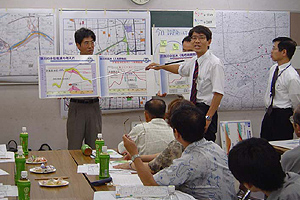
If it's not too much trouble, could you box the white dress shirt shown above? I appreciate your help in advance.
[178,50,225,106]
[118,118,174,155]
[264,62,300,109]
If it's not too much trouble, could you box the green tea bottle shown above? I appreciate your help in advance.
[95,133,104,164]
[17,171,31,200]
[99,146,110,179]
[15,148,26,185]
[20,127,28,156]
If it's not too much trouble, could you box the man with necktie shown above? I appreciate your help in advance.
[261,37,300,141]
[146,25,224,142]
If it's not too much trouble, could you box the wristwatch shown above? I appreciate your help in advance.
[205,115,212,121]
[131,154,141,162]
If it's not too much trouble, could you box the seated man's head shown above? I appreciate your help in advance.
[292,104,300,137]
[165,98,195,124]
[228,138,285,194]
[169,106,205,144]
[144,99,166,122]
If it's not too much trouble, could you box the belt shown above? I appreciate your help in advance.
[70,98,99,104]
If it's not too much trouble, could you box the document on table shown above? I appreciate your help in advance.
[78,162,134,175]
[0,169,9,176]
[269,139,300,150]
[111,174,143,186]
[0,152,15,163]
[0,184,18,197]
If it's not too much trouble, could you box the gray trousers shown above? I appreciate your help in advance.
[67,101,102,150]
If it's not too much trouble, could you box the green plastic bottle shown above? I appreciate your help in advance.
[20,127,28,156]
[17,171,31,200]
[95,133,104,164]
[99,146,110,179]
[15,148,26,185]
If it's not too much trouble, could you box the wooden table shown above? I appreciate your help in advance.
[272,145,290,154]
[69,150,116,192]
[26,150,94,200]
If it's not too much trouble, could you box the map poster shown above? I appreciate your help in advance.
[0,9,56,83]
[60,10,151,56]
[219,120,253,154]
[38,55,99,99]
[99,55,156,97]
[159,52,196,95]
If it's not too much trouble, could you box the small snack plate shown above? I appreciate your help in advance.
[26,156,47,164]
[30,165,56,174]
[39,179,69,187]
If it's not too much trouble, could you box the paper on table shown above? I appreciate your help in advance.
[0,185,18,197]
[77,164,99,175]
[93,191,116,200]
[0,169,9,176]
[116,185,168,198]
[269,139,300,150]
[0,145,7,158]
[111,174,143,186]
[0,152,15,163]
[91,149,123,159]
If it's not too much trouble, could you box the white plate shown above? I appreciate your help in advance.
[26,157,47,164]
[29,166,56,174]
[39,180,69,187]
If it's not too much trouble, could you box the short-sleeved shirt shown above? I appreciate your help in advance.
[281,145,300,174]
[148,139,184,174]
[264,62,300,109]
[153,138,237,200]
[118,118,174,155]
[178,50,225,106]
[267,172,300,200]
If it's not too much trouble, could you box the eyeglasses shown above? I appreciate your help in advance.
[82,41,95,46]
[191,35,207,41]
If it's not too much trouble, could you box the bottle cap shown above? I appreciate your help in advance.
[102,146,107,153]
[17,145,22,151]
[21,171,28,179]
[22,127,27,132]
[18,148,24,156]
[97,133,102,139]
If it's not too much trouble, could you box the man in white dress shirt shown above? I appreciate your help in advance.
[118,99,174,155]
[146,25,225,142]
[261,37,300,141]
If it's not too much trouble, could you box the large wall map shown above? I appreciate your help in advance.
[0,9,56,82]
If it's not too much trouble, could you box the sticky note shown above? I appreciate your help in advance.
[159,46,166,53]
[160,40,167,46]
[173,43,179,50]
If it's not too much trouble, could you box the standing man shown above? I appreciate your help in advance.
[182,36,193,52]
[67,28,102,150]
[261,37,300,141]
[146,25,225,142]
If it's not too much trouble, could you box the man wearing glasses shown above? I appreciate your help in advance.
[146,25,224,142]
[281,104,300,174]
[260,37,300,141]
[67,28,102,150]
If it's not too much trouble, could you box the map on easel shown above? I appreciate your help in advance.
[219,120,253,154]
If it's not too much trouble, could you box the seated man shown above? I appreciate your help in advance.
[118,99,174,155]
[281,104,300,174]
[228,137,300,199]
[122,106,237,200]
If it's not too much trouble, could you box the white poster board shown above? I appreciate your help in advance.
[219,120,253,154]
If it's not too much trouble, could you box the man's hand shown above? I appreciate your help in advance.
[113,162,131,170]
[145,62,162,70]
[123,134,139,156]
[120,150,132,160]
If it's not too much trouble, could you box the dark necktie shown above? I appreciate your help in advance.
[266,65,279,115]
[190,60,199,105]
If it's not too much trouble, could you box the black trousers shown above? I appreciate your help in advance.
[260,108,294,141]
[196,102,217,142]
